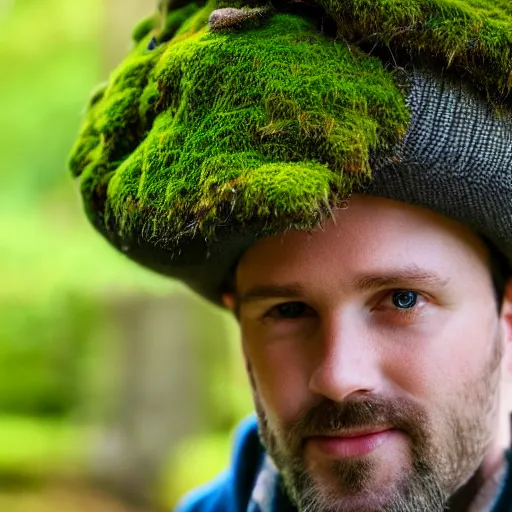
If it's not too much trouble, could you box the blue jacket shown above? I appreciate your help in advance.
[175,416,512,512]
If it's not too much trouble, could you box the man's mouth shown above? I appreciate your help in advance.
[305,428,398,458]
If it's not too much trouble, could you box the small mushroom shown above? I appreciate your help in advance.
[208,6,270,31]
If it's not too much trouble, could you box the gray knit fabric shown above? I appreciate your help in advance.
[363,72,512,264]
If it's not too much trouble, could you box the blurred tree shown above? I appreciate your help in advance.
[0,0,104,419]
[0,0,102,209]
[89,292,234,508]
[0,295,97,416]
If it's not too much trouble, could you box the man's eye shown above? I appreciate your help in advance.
[267,302,313,319]
[392,291,418,310]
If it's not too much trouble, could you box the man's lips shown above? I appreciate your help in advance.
[305,428,398,459]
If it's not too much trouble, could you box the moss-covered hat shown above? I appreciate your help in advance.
[69,0,512,304]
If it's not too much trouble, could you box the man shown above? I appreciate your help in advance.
[211,195,512,512]
[69,0,512,509]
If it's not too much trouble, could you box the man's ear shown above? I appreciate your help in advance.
[222,293,236,313]
[500,278,512,374]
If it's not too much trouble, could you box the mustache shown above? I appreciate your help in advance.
[284,396,430,449]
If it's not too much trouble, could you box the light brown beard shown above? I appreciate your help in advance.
[247,332,503,512]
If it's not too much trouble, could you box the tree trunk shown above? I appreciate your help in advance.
[90,291,215,509]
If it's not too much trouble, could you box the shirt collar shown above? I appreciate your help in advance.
[248,455,280,512]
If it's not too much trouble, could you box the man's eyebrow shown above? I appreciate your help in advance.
[237,284,306,305]
[353,266,451,291]
[235,267,450,307]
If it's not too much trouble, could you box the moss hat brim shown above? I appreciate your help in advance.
[69,0,512,304]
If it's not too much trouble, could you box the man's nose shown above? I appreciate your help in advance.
[308,312,381,402]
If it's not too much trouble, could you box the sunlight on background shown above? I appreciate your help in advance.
[0,0,253,510]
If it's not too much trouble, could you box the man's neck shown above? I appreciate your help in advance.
[445,445,506,512]
[446,470,486,512]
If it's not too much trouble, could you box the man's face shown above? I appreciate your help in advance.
[232,195,507,512]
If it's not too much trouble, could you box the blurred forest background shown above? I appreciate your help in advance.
[0,0,252,510]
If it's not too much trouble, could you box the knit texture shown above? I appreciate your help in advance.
[363,71,512,262]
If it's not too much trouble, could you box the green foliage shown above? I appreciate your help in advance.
[0,0,172,418]
[0,416,84,482]
[0,296,97,416]
[0,204,173,418]
[161,432,232,507]
[0,0,105,419]
[70,12,408,249]
[0,0,102,209]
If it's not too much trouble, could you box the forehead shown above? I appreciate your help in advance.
[236,195,490,291]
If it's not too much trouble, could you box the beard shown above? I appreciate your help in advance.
[247,335,502,512]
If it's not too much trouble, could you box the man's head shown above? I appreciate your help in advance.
[224,194,512,512]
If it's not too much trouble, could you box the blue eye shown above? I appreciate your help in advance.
[271,302,310,319]
[392,291,418,309]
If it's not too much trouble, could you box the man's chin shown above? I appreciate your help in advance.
[302,466,399,511]
[286,474,401,512]
[284,459,446,512]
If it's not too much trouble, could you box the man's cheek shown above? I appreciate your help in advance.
[246,346,311,423]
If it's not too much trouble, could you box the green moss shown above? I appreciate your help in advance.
[69,45,162,179]
[69,0,512,285]
[72,0,512,251]
[70,12,408,247]
[88,81,108,108]
[65,0,512,298]
[68,133,97,178]
[314,0,512,97]
[239,162,351,219]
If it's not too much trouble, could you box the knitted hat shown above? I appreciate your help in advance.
[69,0,512,304]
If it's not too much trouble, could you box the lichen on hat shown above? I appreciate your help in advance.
[69,0,512,303]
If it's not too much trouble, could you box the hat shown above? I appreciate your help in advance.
[69,0,512,305]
